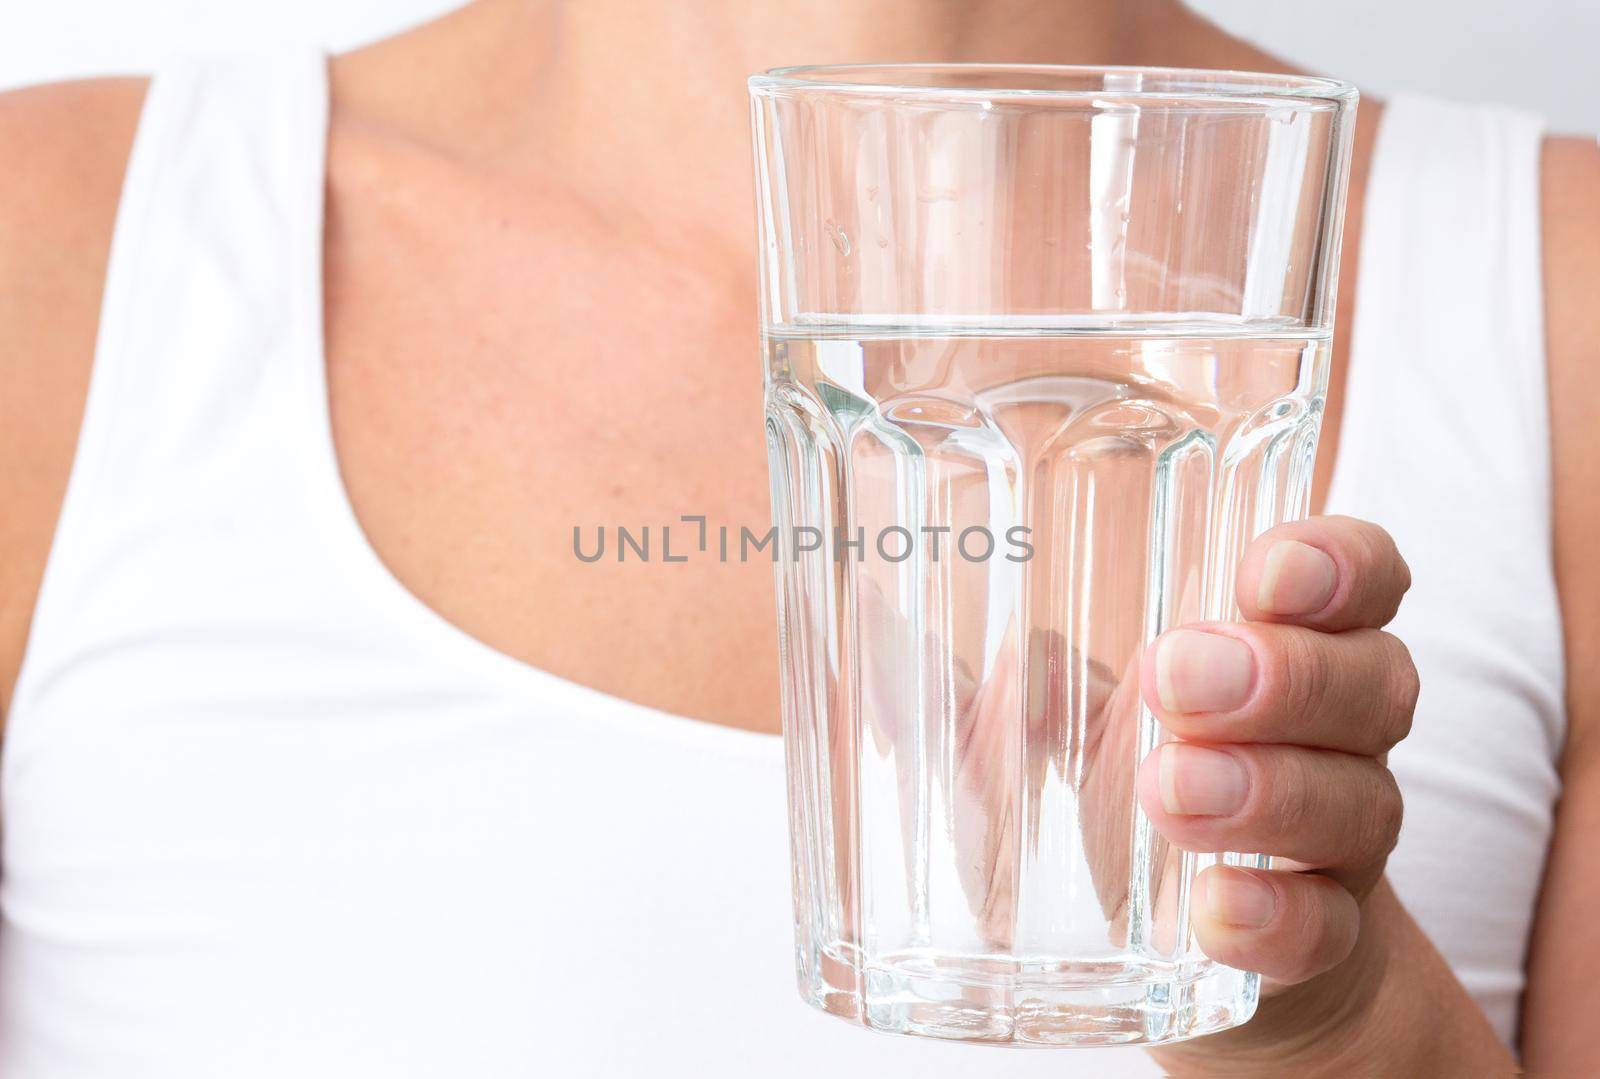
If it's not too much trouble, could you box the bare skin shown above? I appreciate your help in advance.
[1,0,1597,1072]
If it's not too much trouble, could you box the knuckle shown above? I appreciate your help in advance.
[1366,526,1410,619]
[1307,882,1361,971]
[1274,629,1328,729]
[1275,883,1345,983]
[1350,517,1398,565]
[1380,634,1421,744]
[1368,521,1402,567]
[1260,749,1316,838]
[1298,884,1335,941]
[1337,518,1408,622]
[1358,767,1405,859]
[1392,547,1414,600]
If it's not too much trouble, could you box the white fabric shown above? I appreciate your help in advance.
[1325,94,1562,1043]
[0,52,1561,1075]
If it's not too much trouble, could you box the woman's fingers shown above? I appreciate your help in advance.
[1136,742,1403,880]
[1191,866,1360,986]
[1136,515,1417,988]
[1141,622,1419,755]
[1134,514,1417,984]
[1234,515,1411,631]
[1139,742,1401,877]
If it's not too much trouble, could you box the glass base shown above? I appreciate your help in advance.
[800,946,1258,1048]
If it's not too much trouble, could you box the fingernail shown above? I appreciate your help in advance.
[1206,869,1278,928]
[1256,540,1337,616]
[1159,743,1249,816]
[1154,629,1254,714]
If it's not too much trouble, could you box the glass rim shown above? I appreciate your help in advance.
[748,62,1358,107]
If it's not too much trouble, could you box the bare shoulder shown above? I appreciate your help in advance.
[0,77,147,715]
[1521,134,1600,1070]
[1543,134,1600,756]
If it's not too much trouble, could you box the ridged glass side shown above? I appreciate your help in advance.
[765,324,1327,1046]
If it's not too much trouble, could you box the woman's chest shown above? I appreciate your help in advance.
[322,163,785,732]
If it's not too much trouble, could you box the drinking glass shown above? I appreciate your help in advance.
[749,64,1357,1047]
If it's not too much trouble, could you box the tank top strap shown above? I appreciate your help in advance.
[1331,93,1549,518]
[7,49,329,744]
[1327,92,1561,753]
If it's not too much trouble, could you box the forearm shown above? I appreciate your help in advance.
[1153,880,1514,1076]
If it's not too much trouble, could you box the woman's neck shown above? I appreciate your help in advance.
[332,0,1290,257]
[334,0,1274,163]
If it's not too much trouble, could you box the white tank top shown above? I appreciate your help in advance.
[0,51,1563,1075]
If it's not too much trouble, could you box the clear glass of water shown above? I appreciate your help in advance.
[749,64,1358,1048]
